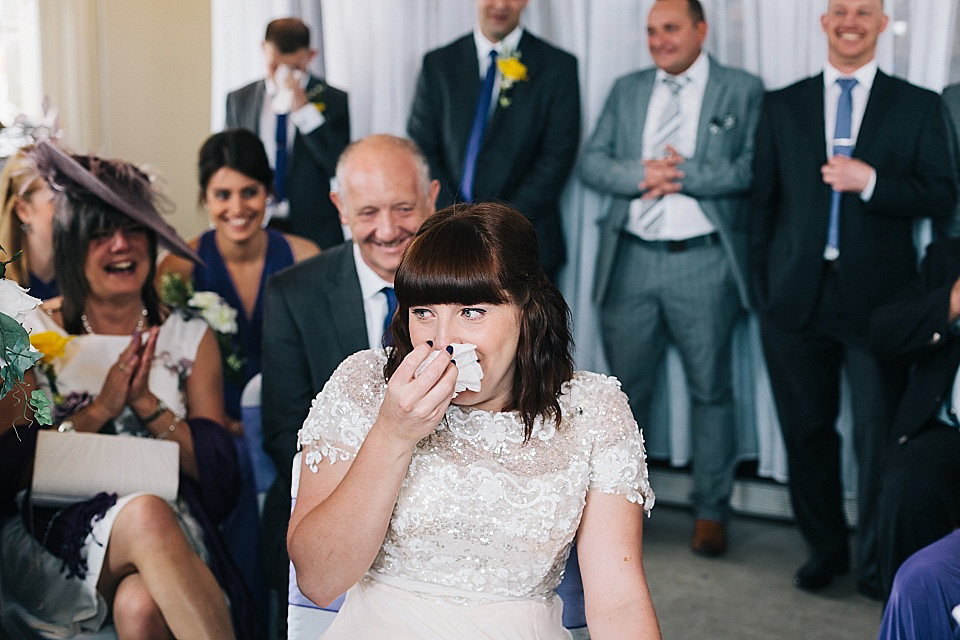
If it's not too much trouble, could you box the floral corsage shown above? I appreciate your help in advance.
[497,50,528,108]
[159,272,245,384]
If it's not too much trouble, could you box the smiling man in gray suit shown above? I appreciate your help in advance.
[579,0,762,557]
[259,135,438,635]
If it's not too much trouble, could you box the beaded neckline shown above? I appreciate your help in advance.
[80,307,147,335]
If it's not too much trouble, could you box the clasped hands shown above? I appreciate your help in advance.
[88,327,162,425]
[639,145,685,198]
[376,343,458,448]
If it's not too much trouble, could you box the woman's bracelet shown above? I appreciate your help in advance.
[139,397,168,425]
[157,417,179,440]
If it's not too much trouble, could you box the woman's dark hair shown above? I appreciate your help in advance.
[384,202,574,439]
[197,129,273,203]
[54,156,161,334]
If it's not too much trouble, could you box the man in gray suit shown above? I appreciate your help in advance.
[259,134,438,635]
[579,0,762,556]
[225,17,350,249]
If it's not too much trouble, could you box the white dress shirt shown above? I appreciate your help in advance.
[627,52,716,241]
[353,243,395,349]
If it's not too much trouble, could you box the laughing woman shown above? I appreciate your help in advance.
[0,142,254,639]
[157,129,319,425]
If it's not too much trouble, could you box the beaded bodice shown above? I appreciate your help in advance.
[299,350,654,601]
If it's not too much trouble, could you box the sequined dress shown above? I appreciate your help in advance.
[298,349,655,639]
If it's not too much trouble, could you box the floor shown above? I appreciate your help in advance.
[640,505,884,640]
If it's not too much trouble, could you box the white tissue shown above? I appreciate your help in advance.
[414,343,483,397]
[271,64,303,114]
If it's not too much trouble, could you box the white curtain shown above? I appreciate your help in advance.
[213,0,960,488]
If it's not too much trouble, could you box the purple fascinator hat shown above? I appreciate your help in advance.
[28,140,200,263]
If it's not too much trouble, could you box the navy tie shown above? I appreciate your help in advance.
[381,287,398,347]
[460,50,498,202]
[826,77,857,260]
[275,112,288,203]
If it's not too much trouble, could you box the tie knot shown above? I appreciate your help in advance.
[663,76,688,95]
[837,77,857,94]
[489,49,499,61]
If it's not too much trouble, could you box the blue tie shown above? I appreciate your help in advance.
[826,77,857,260]
[460,50,498,202]
[381,287,398,347]
[275,112,288,203]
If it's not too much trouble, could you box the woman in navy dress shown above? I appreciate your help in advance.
[157,129,319,625]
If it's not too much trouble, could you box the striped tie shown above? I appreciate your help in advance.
[635,76,687,235]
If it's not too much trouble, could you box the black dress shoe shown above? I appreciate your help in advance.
[793,556,850,592]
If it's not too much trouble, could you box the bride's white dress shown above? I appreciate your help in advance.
[298,349,655,639]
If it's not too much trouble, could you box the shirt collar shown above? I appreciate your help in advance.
[473,24,524,60]
[352,242,393,300]
[824,60,878,92]
[655,50,708,88]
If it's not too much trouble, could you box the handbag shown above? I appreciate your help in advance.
[31,430,180,506]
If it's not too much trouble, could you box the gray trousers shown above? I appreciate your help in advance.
[600,234,742,522]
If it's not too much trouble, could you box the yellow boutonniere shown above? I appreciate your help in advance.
[497,51,528,108]
[29,331,72,364]
[306,85,326,114]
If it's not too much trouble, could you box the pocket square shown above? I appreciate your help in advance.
[708,114,738,134]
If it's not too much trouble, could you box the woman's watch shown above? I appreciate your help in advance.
[57,420,75,433]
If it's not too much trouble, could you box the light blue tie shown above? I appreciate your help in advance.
[381,286,398,348]
[460,50,498,202]
[826,77,857,260]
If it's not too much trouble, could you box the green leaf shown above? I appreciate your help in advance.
[0,312,41,398]
[29,390,52,425]
[159,272,194,308]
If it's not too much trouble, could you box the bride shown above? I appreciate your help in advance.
[289,202,662,639]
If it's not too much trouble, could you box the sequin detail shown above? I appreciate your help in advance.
[298,349,655,601]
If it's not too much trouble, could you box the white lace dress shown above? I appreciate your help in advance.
[298,349,655,639]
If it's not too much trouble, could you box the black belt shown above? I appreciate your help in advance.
[624,231,720,253]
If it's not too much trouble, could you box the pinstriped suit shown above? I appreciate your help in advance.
[579,56,763,523]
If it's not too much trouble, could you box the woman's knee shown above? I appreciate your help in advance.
[112,575,172,640]
[112,495,188,555]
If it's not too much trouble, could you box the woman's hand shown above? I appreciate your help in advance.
[91,330,145,420]
[127,327,159,415]
[376,343,458,448]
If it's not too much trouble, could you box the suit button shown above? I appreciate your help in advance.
[898,435,908,445]
[931,332,942,344]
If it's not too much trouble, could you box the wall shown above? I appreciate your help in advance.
[41,0,212,238]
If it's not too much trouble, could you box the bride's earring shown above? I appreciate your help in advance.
[20,222,32,235]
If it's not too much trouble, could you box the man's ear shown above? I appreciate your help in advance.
[330,190,347,225]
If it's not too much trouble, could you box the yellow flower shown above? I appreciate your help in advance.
[313,101,326,113]
[30,331,71,364]
[497,57,528,84]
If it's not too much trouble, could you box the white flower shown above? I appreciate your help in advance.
[0,279,41,323]
[187,291,238,334]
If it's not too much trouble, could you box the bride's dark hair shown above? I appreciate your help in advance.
[384,202,574,440]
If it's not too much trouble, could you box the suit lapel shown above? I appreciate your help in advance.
[695,58,727,158]
[325,245,369,352]
[484,30,537,148]
[453,36,484,154]
[853,70,894,162]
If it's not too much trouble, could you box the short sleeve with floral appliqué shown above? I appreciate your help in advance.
[298,349,654,600]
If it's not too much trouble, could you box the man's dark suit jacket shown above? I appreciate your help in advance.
[259,242,368,587]
[226,75,350,249]
[751,70,956,335]
[408,31,580,274]
[870,238,960,444]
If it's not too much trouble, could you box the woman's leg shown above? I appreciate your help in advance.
[97,494,235,640]
[112,573,172,640]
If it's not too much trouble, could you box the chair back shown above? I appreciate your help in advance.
[287,451,341,638]
[240,374,277,496]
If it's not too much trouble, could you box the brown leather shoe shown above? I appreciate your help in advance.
[691,519,728,557]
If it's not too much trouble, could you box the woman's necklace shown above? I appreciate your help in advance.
[81,307,147,335]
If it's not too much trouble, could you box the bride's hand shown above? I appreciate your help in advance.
[376,343,457,448]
